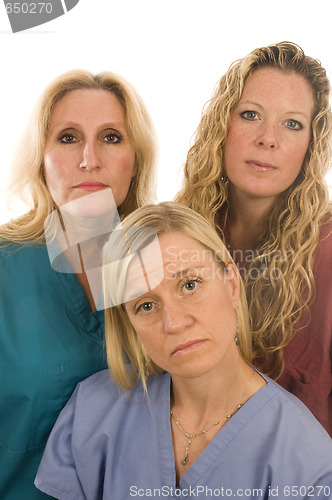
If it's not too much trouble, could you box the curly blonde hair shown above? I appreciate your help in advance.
[102,202,252,391]
[176,42,332,378]
[1,69,157,243]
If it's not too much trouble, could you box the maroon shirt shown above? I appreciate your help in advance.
[221,213,332,436]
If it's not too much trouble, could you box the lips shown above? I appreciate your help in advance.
[74,182,108,191]
[246,160,276,172]
[172,339,206,356]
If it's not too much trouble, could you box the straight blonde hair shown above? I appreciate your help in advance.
[102,202,253,391]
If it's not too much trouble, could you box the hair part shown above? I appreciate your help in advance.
[1,69,157,243]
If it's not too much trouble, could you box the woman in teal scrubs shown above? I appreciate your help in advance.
[0,69,156,500]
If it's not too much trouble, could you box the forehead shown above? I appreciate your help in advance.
[159,231,211,266]
[50,88,125,126]
[122,231,216,302]
[240,67,314,112]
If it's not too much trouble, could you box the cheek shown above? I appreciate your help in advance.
[226,122,243,143]
[110,147,136,172]
[295,137,310,162]
[120,153,136,176]
[133,320,163,351]
[128,319,150,346]
[43,151,67,183]
[207,291,237,332]
[109,152,137,205]
[224,127,247,164]
[42,151,74,207]
[284,136,310,171]
[43,159,57,189]
[136,330,161,359]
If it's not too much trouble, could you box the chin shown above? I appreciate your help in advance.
[171,360,216,380]
[61,190,119,219]
[242,184,281,200]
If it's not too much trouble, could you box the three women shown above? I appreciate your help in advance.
[2,40,331,499]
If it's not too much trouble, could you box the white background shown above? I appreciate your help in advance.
[0,0,331,223]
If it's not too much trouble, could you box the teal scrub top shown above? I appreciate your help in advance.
[0,242,107,500]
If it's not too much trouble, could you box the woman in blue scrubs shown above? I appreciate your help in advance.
[35,202,332,500]
[0,70,156,500]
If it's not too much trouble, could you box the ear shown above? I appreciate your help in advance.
[225,263,240,308]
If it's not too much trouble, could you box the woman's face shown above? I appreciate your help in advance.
[223,67,313,205]
[125,231,241,381]
[43,88,136,211]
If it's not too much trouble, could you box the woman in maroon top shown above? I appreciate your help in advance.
[176,41,332,435]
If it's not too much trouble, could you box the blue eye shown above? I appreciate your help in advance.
[241,111,258,121]
[286,119,303,130]
[181,278,202,294]
[183,280,197,292]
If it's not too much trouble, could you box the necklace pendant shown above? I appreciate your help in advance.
[181,454,189,466]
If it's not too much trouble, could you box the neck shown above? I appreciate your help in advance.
[228,187,276,252]
[73,234,109,313]
[169,357,266,481]
[170,357,254,428]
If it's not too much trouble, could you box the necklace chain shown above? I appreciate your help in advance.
[170,369,255,466]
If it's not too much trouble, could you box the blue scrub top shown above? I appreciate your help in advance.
[35,369,332,500]
[0,242,107,500]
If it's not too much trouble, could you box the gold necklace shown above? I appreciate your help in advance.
[170,369,255,466]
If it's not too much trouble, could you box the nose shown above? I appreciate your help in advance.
[79,141,101,171]
[162,300,194,334]
[256,123,278,150]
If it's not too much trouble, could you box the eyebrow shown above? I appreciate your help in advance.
[51,121,126,132]
[238,100,264,110]
[238,100,310,118]
[168,265,206,279]
[124,264,208,307]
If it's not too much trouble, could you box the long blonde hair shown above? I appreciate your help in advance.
[1,70,157,243]
[176,42,332,377]
[102,202,252,391]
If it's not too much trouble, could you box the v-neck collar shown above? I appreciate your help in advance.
[41,244,104,339]
[156,372,274,495]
